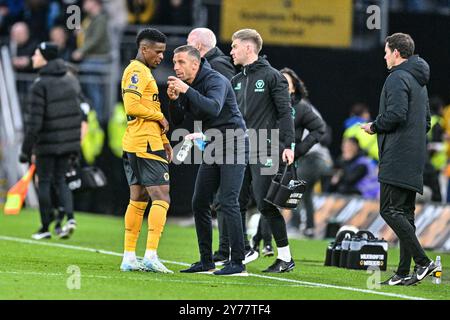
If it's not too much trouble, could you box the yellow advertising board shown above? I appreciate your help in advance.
[221,0,353,48]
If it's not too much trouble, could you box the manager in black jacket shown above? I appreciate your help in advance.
[187,27,252,264]
[230,29,295,273]
[20,42,82,240]
[361,33,437,286]
[167,45,248,276]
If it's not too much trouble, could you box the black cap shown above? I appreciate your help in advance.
[38,42,58,61]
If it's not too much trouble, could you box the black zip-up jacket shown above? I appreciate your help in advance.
[231,57,295,151]
[169,59,246,133]
[293,98,326,159]
[204,47,236,80]
[21,59,82,158]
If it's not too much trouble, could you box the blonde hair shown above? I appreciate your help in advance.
[232,29,263,54]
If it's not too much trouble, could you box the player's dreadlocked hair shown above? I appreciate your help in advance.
[136,28,167,47]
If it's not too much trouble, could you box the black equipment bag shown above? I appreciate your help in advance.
[66,157,107,191]
[264,164,306,209]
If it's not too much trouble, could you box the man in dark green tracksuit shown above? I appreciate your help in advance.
[230,29,296,273]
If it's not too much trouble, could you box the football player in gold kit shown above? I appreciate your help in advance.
[120,28,173,273]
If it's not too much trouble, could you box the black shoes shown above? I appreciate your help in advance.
[180,261,216,274]
[380,273,411,286]
[213,251,229,266]
[31,228,51,240]
[243,248,259,265]
[262,258,295,273]
[58,219,77,239]
[214,261,248,276]
[180,260,248,276]
[213,248,259,266]
[261,245,274,257]
[404,261,437,286]
[54,223,63,237]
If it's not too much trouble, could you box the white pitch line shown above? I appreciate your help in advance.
[0,235,429,300]
[0,270,313,288]
[248,274,429,300]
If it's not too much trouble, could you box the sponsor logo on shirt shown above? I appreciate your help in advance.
[255,80,265,92]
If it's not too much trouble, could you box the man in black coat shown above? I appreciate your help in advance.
[167,45,248,276]
[361,33,437,286]
[20,42,82,240]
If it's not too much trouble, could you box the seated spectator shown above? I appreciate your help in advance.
[330,137,380,199]
[50,25,74,61]
[9,21,37,72]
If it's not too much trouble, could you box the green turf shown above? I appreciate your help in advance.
[0,209,448,300]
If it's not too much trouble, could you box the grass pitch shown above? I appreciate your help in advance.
[0,209,448,300]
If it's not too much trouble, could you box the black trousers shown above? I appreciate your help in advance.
[36,154,73,231]
[216,185,252,257]
[380,183,430,275]
[239,163,289,248]
[192,162,247,264]
[215,188,240,257]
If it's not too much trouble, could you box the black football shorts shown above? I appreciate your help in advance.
[123,152,170,187]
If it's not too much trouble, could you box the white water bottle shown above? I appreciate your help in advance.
[176,139,193,162]
[432,256,442,284]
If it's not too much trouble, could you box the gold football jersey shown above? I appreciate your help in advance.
[121,60,169,162]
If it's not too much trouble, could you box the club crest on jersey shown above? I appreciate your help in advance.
[255,80,265,92]
[131,74,139,84]
[234,82,241,90]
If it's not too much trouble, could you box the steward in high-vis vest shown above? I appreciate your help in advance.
[81,109,105,165]
[108,102,127,158]
[343,123,379,161]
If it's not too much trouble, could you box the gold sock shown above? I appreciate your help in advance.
[146,200,169,251]
[124,200,147,252]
